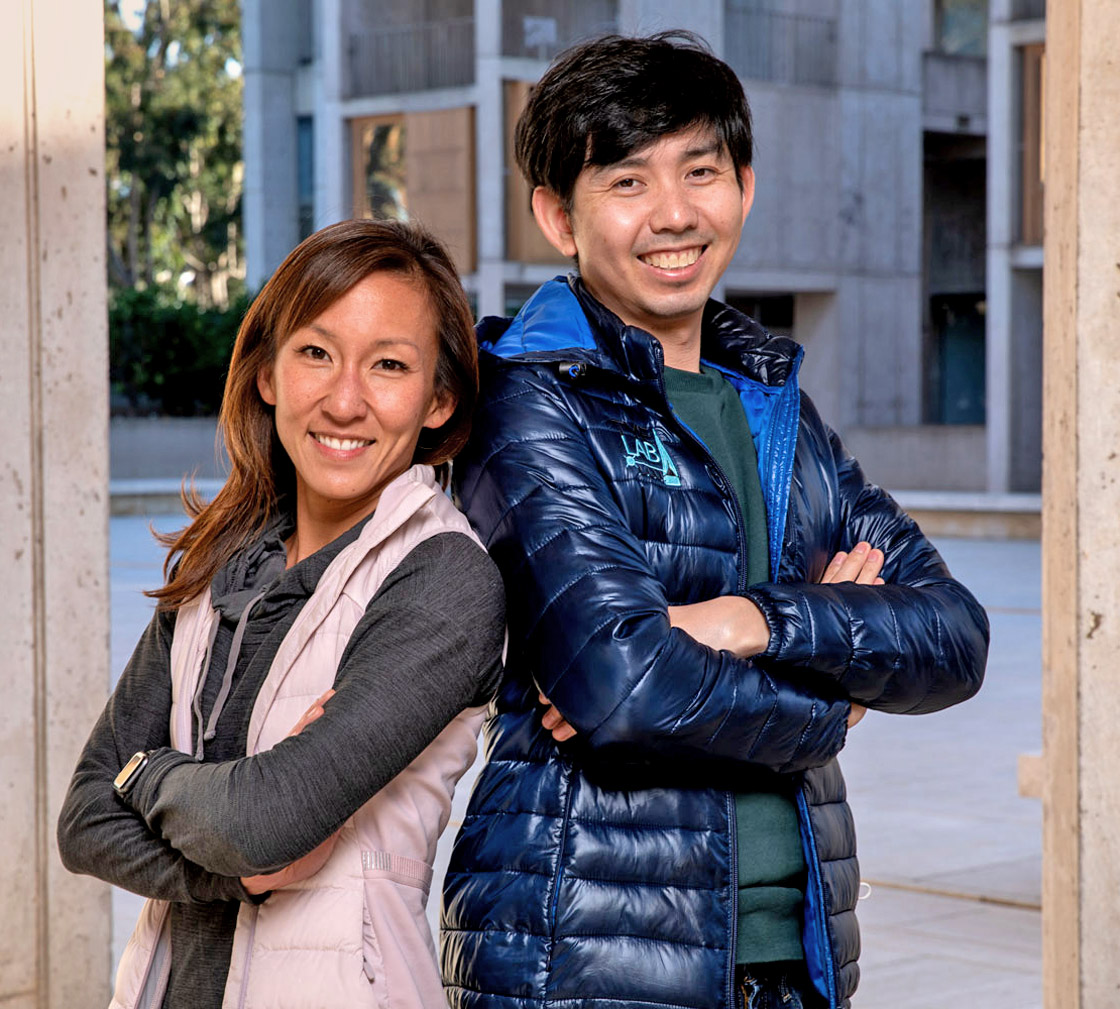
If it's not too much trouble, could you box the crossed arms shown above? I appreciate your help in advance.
[458,364,988,773]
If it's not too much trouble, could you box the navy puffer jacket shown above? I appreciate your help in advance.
[441,277,988,1009]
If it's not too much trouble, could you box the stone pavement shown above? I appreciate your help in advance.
[106,517,1041,1006]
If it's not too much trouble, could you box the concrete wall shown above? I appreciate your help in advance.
[111,417,225,480]
[0,1,112,1005]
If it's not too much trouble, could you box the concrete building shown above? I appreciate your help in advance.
[242,0,1044,493]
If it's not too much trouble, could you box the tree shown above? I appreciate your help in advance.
[104,0,244,310]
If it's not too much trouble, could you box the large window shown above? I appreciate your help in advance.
[1018,43,1045,246]
[350,108,477,273]
[296,116,315,240]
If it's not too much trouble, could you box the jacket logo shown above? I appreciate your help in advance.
[621,430,681,486]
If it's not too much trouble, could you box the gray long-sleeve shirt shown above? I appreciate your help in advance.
[58,521,505,1009]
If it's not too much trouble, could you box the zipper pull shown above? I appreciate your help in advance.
[558,361,587,380]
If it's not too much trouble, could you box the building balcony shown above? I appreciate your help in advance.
[501,0,618,61]
[923,51,987,134]
[724,7,838,88]
[345,16,475,98]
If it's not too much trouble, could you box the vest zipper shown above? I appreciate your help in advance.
[236,904,260,1009]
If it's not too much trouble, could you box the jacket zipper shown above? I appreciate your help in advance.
[796,787,839,1009]
[543,762,575,1003]
[651,344,750,594]
[725,790,740,1008]
[652,343,747,1008]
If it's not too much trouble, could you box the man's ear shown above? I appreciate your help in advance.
[739,166,756,224]
[257,364,277,406]
[531,187,578,258]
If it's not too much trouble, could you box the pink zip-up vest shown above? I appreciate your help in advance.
[110,466,491,1009]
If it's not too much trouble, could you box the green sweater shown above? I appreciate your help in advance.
[664,365,806,966]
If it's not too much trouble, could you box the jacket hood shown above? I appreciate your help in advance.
[478,275,804,389]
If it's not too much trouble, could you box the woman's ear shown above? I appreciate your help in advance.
[531,187,578,258]
[257,364,277,406]
[423,391,457,432]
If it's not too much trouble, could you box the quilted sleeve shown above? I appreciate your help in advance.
[744,419,989,715]
[455,362,851,774]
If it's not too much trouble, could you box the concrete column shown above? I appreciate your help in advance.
[474,0,505,318]
[0,1,111,1007]
[242,0,301,288]
[1041,1,1120,1007]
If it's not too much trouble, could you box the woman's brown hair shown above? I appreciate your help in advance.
[150,218,478,610]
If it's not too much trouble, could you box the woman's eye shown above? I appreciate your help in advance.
[298,344,329,361]
[375,358,408,372]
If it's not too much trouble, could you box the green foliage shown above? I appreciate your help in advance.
[109,285,248,416]
[105,0,244,309]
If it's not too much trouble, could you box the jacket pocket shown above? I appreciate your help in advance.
[361,849,450,1009]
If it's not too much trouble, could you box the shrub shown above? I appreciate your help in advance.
[109,286,249,415]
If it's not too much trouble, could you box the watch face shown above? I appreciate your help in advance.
[114,751,148,794]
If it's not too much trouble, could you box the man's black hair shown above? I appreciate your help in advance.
[514,31,754,211]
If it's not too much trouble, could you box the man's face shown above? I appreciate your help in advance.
[533,126,754,342]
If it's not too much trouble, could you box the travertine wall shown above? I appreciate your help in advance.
[0,1,111,1006]
[1041,0,1120,1006]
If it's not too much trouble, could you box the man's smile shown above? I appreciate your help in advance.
[637,245,706,270]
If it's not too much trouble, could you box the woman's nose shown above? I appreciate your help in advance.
[321,365,368,420]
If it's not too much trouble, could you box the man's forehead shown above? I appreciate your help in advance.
[584,125,729,174]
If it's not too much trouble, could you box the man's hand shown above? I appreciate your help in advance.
[820,541,885,586]
[537,543,885,741]
[820,543,883,730]
[240,689,337,895]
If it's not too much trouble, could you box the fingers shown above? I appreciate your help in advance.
[820,542,885,585]
[847,702,867,729]
[538,692,578,742]
[287,689,336,737]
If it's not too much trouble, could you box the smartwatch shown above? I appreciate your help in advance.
[113,750,151,797]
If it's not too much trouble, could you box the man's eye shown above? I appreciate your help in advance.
[689,167,715,179]
[614,177,639,190]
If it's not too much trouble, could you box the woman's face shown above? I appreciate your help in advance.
[257,271,453,537]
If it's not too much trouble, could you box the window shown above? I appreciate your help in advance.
[1019,43,1045,246]
[725,294,795,338]
[296,116,314,240]
[928,294,986,424]
[934,0,988,57]
[350,108,477,273]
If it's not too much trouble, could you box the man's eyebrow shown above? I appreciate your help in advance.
[589,141,727,175]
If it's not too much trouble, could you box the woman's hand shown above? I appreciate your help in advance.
[240,830,341,895]
[240,689,338,895]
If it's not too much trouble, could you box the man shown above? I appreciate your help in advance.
[440,32,988,1009]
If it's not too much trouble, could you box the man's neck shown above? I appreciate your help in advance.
[656,328,703,373]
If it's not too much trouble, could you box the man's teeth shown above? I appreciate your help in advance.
[315,434,371,451]
[641,248,702,269]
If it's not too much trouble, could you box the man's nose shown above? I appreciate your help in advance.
[649,182,700,232]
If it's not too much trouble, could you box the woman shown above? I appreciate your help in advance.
[58,219,506,1009]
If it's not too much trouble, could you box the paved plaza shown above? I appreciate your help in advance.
[107,516,1041,1007]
